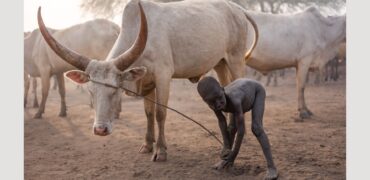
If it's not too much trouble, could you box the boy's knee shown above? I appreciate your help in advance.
[252,124,264,137]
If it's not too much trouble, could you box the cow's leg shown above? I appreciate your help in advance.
[266,73,272,86]
[51,75,58,90]
[333,59,339,81]
[273,71,278,86]
[324,63,330,81]
[306,71,310,84]
[227,55,245,81]
[279,69,285,79]
[314,70,320,85]
[256,72,263,81]
[296,61,313,119]
[151,76,170,162]
[318,66,326,84]
[331,64,336,81]
[139,89,155,154]
[24,73,30,108]
[56,73,67,117]
[34,70,51,119]
[252,70,257,77]
[32,78,39,108]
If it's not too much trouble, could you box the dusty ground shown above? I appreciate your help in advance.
[24,70,345,180]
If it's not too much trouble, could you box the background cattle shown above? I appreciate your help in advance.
[325,42,346,82]
[305,42,346,84]
[24,29,56,108]
[243,6,346,119]
[24,19,120,118]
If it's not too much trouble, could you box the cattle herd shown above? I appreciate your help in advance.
[24,0,346,179]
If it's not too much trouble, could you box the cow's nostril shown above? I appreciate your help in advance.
[94,127,107,134]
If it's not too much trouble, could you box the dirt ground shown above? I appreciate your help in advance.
[24,70,346,180]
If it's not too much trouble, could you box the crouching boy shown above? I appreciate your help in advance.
[197,76,278,180]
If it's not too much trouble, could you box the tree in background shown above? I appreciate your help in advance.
[238,0,345,14]
[80,0,345,19]
[80,0,182,18]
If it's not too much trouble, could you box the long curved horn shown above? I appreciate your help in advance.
[114,2,148,71]
[37,7,91,71]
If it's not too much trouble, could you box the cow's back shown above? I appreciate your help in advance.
[25,28,56,77]
[24,30,41,76]
[245,7,341,72]
[108,0,249,78]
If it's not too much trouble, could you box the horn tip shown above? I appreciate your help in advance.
[37,7,42,20]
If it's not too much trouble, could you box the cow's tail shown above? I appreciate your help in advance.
[229,2,259,64]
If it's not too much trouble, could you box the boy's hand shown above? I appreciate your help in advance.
[220,148,231,159]
[213,159,234,170]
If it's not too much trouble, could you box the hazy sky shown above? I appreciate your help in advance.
[24,0,121,32]
[24,1,345,32]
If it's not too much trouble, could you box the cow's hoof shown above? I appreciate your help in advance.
[265,167,278,180]
[151,149,167,162]
[307,109,313,116]
[33,112,42,119]
[114,113,120,120]
[139,144,153,154]
[213,160,233,170]
[299,110,312,119]
[58,111,67,117]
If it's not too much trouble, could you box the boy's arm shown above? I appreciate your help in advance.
[214,111,232,153]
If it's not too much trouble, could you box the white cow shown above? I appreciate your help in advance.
[24,19,120,118]
[37,0,259,164]
[24,28,57,108]
[244,6,346,119]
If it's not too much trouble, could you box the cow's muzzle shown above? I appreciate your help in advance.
[93,124,112,136]
[94,127,108,136]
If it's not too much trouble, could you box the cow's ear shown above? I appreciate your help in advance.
[65,70,90,84]
[121,66,147,81]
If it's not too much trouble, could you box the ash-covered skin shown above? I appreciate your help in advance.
[197,76,278,180]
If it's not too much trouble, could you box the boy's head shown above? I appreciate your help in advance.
[197,76,226,111]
